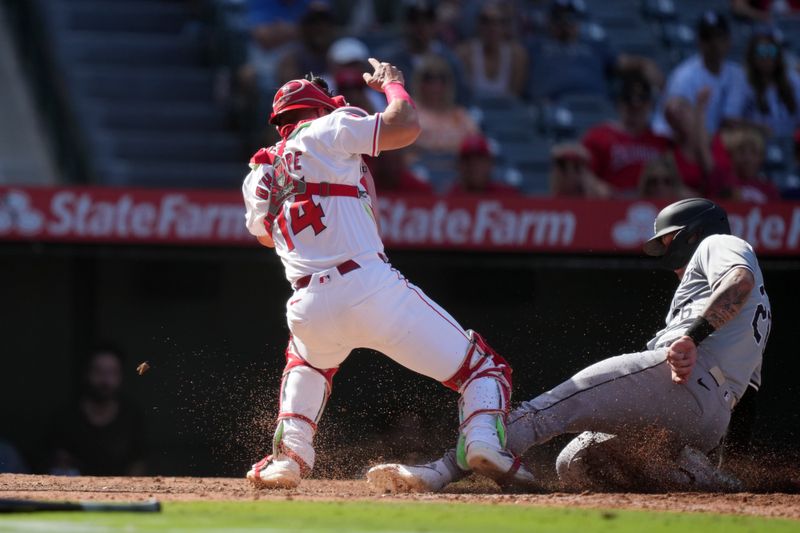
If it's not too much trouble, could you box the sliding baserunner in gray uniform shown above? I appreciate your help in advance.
[367,198,772,492]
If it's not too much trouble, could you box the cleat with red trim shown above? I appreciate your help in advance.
[465,441,536,490]
[247,455,301,489]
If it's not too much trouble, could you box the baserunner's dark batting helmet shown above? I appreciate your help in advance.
[643,198,730,270]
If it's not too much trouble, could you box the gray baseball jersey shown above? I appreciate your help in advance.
[646,234,771,400]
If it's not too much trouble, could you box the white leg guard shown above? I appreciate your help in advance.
[272,363,330,473]
[249,342,337,486]
[443,331,535,488]
[444,331,511,465]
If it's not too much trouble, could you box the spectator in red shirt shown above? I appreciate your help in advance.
[664,88,737,198]
[448,134,521,196]
[582,70,671,195]
[722,126,781,203]
[550,142,611,198]
[367,149,434,195]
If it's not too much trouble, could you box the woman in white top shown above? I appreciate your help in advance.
[456,2,528,99]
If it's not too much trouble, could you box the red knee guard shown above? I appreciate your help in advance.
[442,330,512,403]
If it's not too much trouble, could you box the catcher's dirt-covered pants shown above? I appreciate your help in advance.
[506,349,736,488]
[271,252,509,474]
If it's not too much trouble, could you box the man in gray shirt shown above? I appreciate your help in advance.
[368,198,771,492]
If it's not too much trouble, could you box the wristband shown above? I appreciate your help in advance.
[685,316,715,346]
[384,82,416,108]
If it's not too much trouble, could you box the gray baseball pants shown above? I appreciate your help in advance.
[506,349,737,489]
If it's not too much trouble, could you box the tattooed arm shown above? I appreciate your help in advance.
[667,267,755,384]
[702,267,755,328]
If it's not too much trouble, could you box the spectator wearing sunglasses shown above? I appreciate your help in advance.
[549,142,611,198]
[581,69,671,195]
[637,155,694,199]
[726,31,800,138]
[410,54,480,154]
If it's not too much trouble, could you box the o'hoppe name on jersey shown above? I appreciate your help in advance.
[379,198,576,247]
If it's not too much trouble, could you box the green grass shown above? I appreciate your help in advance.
[0,500,795,533]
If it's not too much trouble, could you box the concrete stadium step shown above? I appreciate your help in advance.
[73,67,214,101]
[63,33,204,67]
[89,103,228,132]
[61,1,190,34]
[96,132,243,162]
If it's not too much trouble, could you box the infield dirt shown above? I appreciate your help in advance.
[2,474,799,520]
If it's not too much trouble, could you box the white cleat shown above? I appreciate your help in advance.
[247,456,301,489]
[466,441,537,490]
[367,463,453,493]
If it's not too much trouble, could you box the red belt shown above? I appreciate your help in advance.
[304,182,360,198]
[293,260,361,289]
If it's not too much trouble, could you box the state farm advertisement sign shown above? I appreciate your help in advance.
[1,186,799,255]
[0,187,252,245]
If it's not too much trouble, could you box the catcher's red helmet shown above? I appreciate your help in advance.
[269,78,346,125]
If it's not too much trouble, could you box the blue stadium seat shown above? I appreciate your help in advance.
[62,1,188,33]
[88,103,229,132]
[73,67,214,101]
[63,34,203,67]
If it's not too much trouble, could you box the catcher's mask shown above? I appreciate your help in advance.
[643,198,731,270]
[269,76,347,125]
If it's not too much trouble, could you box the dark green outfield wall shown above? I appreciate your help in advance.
[1,245,796,476]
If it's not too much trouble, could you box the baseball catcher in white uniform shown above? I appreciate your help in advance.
[241,59,533,489]
[368,198,771,492]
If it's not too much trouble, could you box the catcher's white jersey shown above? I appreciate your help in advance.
[242,108,384,283]
[647,234,771,399]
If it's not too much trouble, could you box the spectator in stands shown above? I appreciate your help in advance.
[582,69,671,195]
[328,0,403,36]
[526,0,662,102]
[376,1,470,104]
[726,31,800,138]
[448,134,520,195]
[47,346,147,476]
[334,67,378,114]
[664,89,737,198]
[730,0,800,24]
[455,2,528,100]
[367,149,435,195]
[549,142,611,197]
[652,10,746,137]
[325,38,386,113]
[638,155,694,199]
[723,126,782,203]
[243,0,326,93]
[411,55,480,154]
[276,4,337,85]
